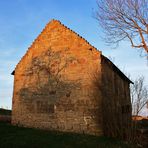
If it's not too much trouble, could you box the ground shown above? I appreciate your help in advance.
[0,122,134,148]
[0,109,136,148]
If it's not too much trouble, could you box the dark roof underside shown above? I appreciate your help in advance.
[11,71,15,75]
[101,55,133,84]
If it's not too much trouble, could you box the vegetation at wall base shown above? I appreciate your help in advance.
[0,108,11,115]
[0,122,135,148]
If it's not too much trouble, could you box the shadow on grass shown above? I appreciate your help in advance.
[0,122,134,148]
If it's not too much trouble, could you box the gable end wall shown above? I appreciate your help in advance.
[11,20,103,136]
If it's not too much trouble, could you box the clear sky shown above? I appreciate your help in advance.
[0,0,147,115]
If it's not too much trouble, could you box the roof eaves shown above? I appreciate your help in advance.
[101,55,133,84]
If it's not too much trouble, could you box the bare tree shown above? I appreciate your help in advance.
[131,76,148,116]
[95,0,148,57]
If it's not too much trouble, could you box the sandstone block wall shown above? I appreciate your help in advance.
[12,20,103,135]
[101,56,132,137]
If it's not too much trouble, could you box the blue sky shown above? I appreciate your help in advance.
[0,0,147,115]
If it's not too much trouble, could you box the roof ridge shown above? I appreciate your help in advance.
[54,20,101,52]
[13,19,101,73]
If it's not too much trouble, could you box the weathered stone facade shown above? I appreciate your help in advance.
[11,20,132,136]
[101,56,132,137]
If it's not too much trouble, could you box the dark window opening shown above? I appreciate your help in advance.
[49,90,56,95]
[66,91,71,97]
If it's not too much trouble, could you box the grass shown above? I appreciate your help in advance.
[0,108,11,115]
[0,122,135,148]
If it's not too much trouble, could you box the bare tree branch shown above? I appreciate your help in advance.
[95,0,148,57]
[130,76,148,116]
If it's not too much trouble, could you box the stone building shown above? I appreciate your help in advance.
[11,20,132,137]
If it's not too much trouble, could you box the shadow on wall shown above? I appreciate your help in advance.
[17,48,81,114]
[91,65,132,139]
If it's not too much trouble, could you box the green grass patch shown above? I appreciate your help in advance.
[0,122,134,148]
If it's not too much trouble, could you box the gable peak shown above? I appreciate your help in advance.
[48,19,61,25]
[44,19,63,29]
